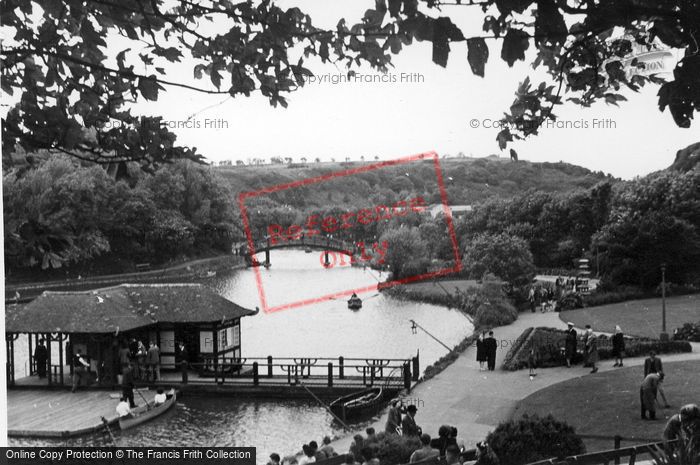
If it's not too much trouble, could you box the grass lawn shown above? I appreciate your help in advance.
[560,294,700,338]
[403,279,480,298]
[511,360,700,453]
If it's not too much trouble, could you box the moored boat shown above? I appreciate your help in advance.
[119,388,176,430]
[329,387,383,420]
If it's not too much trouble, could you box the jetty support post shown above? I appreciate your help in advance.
[403,362,411,392]
[614,435,621,465]
[212,327,219,385]
[328,362,333,387]
[339,357,344,379]
[253,362,259,386]
[324,251,330,267]
[45,332,52,386]
[267,356,273,377]
[370,365,375,386]
[265,249,270,266]
[412,351,420,381]
[27,333,34,376]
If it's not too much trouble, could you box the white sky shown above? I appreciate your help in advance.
[5,1,699,179]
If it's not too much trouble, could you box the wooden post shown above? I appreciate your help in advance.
[253,362,259,386]
[28,333,34,376]
[362,366,367,385]
[45,333,52,386]
[339,356,344,379]
[58,334,64,385]
[412,351,420,381]
[403,362,411,392]
[614,436,621,465]
[328,362,333,387]
[265,249,270,266]
[267,355,273,377]
[370,364,375,386]
[212,326,219,385]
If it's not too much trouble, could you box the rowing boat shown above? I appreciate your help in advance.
[329,387,383,420]
[119,388,176,430]
[347,296,362,309]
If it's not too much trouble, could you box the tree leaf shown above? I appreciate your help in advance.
[137,76,161,101]
[467,37,489,77]
[535,0,567,46]
[432,18,451,67]
[501,29,530,67]
[388,0,402,17]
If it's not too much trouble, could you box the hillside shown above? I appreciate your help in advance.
[215,156,617,207]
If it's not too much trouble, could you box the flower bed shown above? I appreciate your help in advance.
[674,321,700,342]
[502,327,692,371]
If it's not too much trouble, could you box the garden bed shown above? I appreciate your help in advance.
[502,327,692,371]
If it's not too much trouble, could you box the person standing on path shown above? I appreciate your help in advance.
[612,326,625,367]
[34,339,48,378]
[401,404,422,437]
[585,328,599,374]
[581,325,591,367]
[640,372,665,420]
[484,331,498,371]
[643,352,670,408]
[564,323,577,367]
[476,332,487,371]
[385,400,403,434]
[644,351,663,376]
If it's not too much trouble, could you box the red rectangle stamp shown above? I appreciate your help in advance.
[238,151,462,312]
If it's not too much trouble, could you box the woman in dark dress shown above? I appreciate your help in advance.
[476,331,487,371]
[612,325,625,367]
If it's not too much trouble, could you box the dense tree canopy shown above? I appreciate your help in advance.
[3,156,237,271]
[2,0,698,168]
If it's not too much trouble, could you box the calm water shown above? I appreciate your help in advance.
[9,250,473,460]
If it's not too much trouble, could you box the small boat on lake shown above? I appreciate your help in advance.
[329,387,383,421]
[304,247,312,253]
[347,294,362,310]
[119,388,176,431]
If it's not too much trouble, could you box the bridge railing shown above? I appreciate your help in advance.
[188,355,416,390]
[236,235,359,256]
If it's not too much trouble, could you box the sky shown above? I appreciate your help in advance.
[5,1,699,179]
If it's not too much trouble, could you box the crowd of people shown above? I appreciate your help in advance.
[118,338,161,382]
[272,402,498,465]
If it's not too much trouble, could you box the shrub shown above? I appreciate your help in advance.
[583,287,648,307]
[364,432,421,465]
[557,292,583,311]
[485,414,585,465]
[474,299,518,327]
[673,322,700,342]
[502,327,692,371]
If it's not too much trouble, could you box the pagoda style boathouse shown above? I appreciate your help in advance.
[5,283,417,399]
[5,283,256,388]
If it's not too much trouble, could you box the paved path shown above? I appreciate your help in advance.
[331,311,700,453]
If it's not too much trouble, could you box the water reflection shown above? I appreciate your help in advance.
[9,250,473,462]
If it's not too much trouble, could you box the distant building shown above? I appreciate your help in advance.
[428,204,472,219]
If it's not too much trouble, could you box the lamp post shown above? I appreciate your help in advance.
[660,263,668,341]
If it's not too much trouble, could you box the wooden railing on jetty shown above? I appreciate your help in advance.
[189,355,419,391]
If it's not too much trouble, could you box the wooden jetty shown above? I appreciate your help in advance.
[7,389,123,438]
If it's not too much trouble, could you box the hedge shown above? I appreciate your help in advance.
[502,327,692,371]
[502,327,534,371]
[674,321,700,342]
